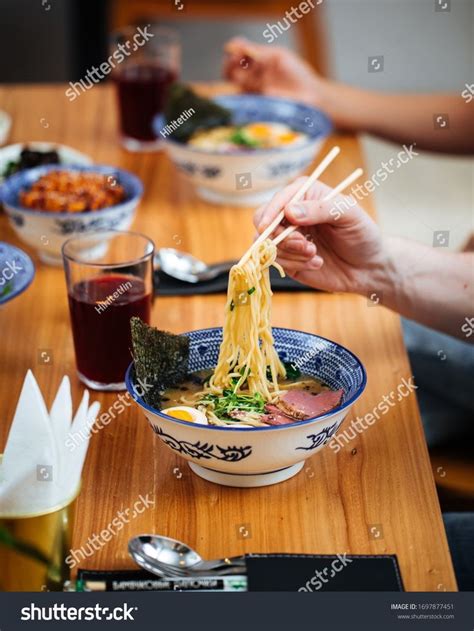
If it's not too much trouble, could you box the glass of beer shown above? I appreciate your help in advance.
[0,481,79,592]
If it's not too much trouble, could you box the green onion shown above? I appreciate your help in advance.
[199,389,265,420]
[248,287,256,295]
[230,128,260,148]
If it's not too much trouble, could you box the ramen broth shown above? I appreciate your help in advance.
[161,370,330,409]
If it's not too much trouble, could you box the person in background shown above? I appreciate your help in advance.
[223,37,474,154]
[224,38,474,591]
[224,36,474,442]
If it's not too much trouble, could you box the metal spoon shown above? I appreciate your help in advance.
[129,534,246,578]
[154,248,236,284]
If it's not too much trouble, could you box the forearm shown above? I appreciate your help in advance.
[377,237,474,339]
[317,80,474,154]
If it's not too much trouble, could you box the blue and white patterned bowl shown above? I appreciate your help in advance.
[126,327,366,487]
[0,242,35,305]
[0,164,143,266]
[163,94,332,206]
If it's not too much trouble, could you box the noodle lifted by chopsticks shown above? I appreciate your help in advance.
[207,239,287,401]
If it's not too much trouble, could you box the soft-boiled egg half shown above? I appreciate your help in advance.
[188,122,307,152]
[242,122,306,148]
[162,406,208,425]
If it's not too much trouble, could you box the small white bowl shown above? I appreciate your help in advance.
[126,327,367,488]
[163,95,332,207]
[1,164,143,266]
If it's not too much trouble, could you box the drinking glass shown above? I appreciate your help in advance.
[62,231,154,391]
[110,25,180,151]
[0,481,79,592]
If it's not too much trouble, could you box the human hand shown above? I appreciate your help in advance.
[223,37,323,107]
[254,177,388,295]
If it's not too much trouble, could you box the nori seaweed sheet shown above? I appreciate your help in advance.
[130,317,190,408]
[163,83,232,142]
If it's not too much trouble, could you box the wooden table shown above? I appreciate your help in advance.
[0,84,457,591]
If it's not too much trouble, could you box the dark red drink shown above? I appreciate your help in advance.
[113,64,177,141]
[68,275,151,386]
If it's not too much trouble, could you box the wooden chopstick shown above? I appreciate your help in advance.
[272,167,364,247]
[237,146,341,267]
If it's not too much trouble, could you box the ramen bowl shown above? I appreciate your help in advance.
[0,164,143,265]
[162,95,332,207]
[126,327,366,488]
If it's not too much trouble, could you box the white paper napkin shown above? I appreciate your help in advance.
[0,370,100,516]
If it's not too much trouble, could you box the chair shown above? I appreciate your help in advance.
[110,0,328,76]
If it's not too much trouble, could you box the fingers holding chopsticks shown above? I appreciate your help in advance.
[254,178,355,239]
[249,148,389,293]
[254,177,307,230]
[270,226,317,256]
[276,252,325,277]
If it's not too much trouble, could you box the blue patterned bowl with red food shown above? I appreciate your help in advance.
[0,164,143,266]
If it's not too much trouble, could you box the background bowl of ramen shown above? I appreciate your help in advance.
[126,327,366,488]
[163,95,332,207]
[0,164,143,265]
